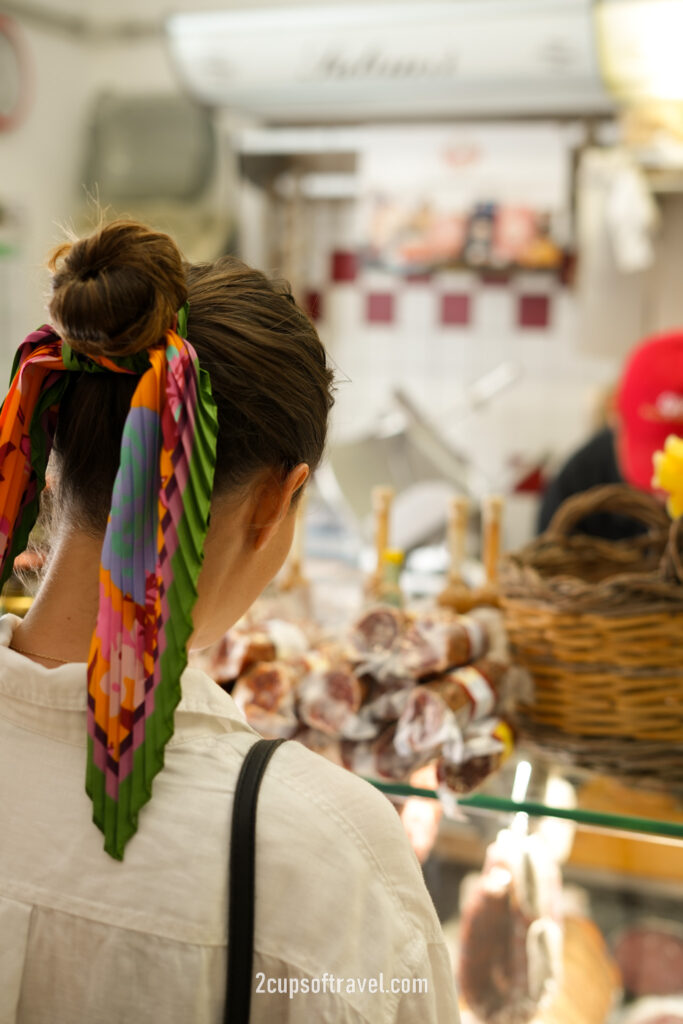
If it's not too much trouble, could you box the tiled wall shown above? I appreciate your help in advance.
[237,153,629,549]
[306,248,618,493]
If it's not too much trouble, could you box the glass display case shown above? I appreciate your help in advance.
[370,753,683,1023]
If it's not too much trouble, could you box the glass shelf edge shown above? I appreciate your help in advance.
[365,779,683,840]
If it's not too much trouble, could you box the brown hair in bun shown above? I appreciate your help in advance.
[48,220,187,358]
[47,219,334,536]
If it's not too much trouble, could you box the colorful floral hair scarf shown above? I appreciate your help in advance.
[0,313,218,859]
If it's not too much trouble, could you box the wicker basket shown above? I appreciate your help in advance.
[500,485,683,786]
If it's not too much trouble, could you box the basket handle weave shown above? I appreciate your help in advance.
[663,515,683,584]
[545,484,671,538]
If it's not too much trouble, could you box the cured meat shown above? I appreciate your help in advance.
[437,718,515,795]
[341,723,428,781]
[616,997,683,1024]
[514,916,620,1024]
[393,687,460,764]
[208,617,310,684]
[459,830,563,1024]
[355,676,414,731]
[428,657,506,723]
[260,618,312,658]
[349,606,423,689]
[460,871,533,1023]
[410,610,491,673]
[394,657,508,763]
[211,596,516,796]
[231,660,298,738]
[613,921,683,997]
[392,621,446,679]
[297,664,368,738]
[350,604,494,685]
[292,726,344,766]
[349,606,404,657]
[209,629,276,684]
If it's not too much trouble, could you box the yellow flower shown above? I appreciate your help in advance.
[652,434,683,519]
[668,492,683,520]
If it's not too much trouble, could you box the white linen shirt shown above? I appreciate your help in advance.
[0,615,459,1024]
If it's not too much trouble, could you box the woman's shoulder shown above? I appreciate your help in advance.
[260,741,444,936]
[172,668,444,941]
[268,738,401,839]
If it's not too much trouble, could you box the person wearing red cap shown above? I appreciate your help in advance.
[538,331,683,538]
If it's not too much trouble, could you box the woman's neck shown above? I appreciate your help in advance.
[11,528,103,664]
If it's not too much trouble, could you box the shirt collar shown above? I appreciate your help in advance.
[0,614,254,746]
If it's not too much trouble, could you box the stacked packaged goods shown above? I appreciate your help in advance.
[199,601,520,797]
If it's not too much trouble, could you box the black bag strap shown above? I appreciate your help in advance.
[224,737,285,1024]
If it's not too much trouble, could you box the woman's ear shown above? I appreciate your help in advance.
[250,463,310,552]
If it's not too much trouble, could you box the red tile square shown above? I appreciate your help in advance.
[366,292,395,324]
[304,289,323,322]
[513,466,545,493]
[440,293,471,326]
[518,294,550,328]
[331,249,358,283]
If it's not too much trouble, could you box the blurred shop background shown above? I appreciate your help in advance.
[3,0,683,568]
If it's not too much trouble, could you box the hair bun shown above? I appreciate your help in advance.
[48,220,188,358]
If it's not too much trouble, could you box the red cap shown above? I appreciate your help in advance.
[617,331,683,490]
